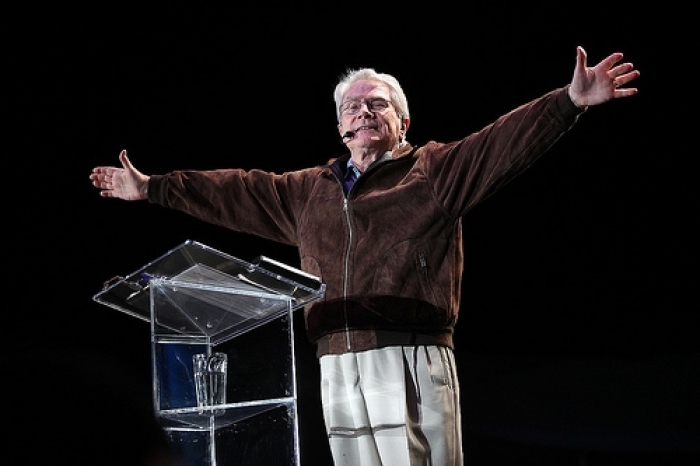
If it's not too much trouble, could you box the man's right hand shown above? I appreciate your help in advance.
[90,149,150,201]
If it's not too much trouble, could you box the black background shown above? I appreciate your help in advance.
[9,4,698,465]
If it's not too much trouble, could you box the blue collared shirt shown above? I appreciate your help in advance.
[343,160,362,193]
[343,150,397,194]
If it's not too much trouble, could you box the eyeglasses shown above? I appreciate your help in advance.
[339,98,394,116]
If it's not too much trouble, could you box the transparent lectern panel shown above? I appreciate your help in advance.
[150,266,293,343]
[214,404,298,466]
[153,313,296,415]
[93,240,325,326]
[165,404,298,466]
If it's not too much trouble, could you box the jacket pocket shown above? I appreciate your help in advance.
[415,250,444,309]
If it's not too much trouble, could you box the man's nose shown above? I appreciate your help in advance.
[358,102,375,115]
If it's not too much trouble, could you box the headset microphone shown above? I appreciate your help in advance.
[342,131,355,142]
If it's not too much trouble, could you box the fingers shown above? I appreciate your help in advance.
[608,60,636,77]
[91,150,128,177]
[609,60,640,95]
[614,74,639,95]
[613,70,639,87]
[91,149,131,196]
[119,149,132,169]
[89,168,107,186]
[614,87,639,98]
[91,173,112,189]
[576,46,587,69]
[599,51,625,72]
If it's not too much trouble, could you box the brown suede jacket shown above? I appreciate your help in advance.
[148,86,585,357]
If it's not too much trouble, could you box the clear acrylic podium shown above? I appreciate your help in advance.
[93,240,325,466]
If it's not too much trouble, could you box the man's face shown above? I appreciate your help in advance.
[338,79,404,152]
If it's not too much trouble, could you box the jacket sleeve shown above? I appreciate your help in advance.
[425,86,586,217]
[147,167,307,245]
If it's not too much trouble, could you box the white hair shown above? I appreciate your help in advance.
[333,68,410,123]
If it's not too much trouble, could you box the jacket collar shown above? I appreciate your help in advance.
[328,142,415,167]
[328,142,416,179]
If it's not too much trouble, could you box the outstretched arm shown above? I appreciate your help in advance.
[568,46,640,108]
[90,149,150,200]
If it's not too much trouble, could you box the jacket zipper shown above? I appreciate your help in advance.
[419,252,428,278]
[342,196,353,350]
[418,251,440,306]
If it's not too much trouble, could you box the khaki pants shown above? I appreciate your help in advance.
[320,345,463,466]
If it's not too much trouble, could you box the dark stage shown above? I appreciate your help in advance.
[8,5,697,465]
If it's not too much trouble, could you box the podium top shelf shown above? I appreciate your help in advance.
[93,240,326,328]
